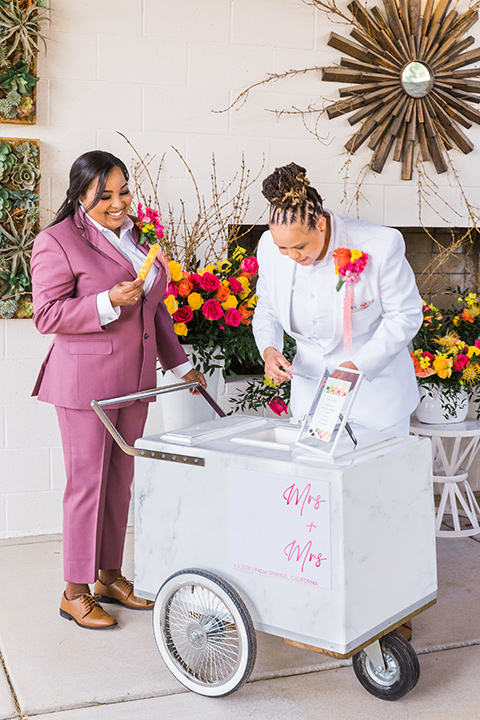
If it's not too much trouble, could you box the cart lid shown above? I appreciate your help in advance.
[159,415,267,446]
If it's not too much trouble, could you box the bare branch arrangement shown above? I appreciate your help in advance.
[119,133,265,272]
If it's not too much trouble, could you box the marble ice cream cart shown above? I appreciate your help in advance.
[92,383,437,702]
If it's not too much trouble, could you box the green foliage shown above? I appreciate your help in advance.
[228,334,296,414]
[0,1,49,64]
[0,61,38,93]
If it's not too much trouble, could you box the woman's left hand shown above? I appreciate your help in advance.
[181,368,207,395]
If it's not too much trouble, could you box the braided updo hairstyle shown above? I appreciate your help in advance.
[262,162,324,230]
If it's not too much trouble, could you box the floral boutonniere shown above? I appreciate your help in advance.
[135,203,164,246]
[135,203,171,282]
[333,247,369,291]
[332,247,369,355]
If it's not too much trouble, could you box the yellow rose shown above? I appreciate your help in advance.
[169,261,183,282]
[237,276,250,291]
[246,295,257,308]
[164,294,179,315]
[433,355,453,379]
[174,322,188,336]
[222,295,238,310]
[187,292,204,310]
[205,264,216,274]
[350,249,362,261]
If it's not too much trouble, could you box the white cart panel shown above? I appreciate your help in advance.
[134,420,436,656]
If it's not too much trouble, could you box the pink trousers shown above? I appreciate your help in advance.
[56,401,149,584]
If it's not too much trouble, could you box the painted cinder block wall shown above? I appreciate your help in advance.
[1,0,480,537]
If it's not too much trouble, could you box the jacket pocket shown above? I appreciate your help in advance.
[68,340,113,355]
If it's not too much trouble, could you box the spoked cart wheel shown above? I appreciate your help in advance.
[153,568,257,697]
[352,631,420,701]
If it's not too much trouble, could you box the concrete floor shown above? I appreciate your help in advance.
[0,530,479,720]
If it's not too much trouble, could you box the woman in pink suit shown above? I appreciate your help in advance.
[31,151,205,629]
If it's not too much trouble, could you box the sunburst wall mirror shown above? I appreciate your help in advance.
[322,0,480,179]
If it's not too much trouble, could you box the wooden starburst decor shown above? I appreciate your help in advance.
[322,0,480,180]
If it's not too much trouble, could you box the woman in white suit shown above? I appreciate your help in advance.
[253,163,423,436]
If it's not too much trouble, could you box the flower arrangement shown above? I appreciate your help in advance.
[412,299,480,418]
[333,247,368,291]
[135,203,164,245]
[163,246,261,376]
[448,291,480,346]
[333,247,369,353]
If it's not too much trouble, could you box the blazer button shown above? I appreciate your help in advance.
[144,333,149,340]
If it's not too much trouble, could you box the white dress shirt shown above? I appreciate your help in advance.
[86,210,191,379]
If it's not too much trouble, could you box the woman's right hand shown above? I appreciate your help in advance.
[109,278,144,307]
[263,346,293,384]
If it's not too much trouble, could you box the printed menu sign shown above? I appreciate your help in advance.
[308,377,351,442]
[229,469,331,590]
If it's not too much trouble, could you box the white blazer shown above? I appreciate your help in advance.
[252,211,423,431]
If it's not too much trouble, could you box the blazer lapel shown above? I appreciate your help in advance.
[321,211,349,356]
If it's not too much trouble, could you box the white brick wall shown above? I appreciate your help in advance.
[1,0,480,537]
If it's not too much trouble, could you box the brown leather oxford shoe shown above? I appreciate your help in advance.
[60,592,118,629]
[94,575,154,610]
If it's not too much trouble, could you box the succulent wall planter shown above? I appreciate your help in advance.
[0,137,41,319]
[0,0,48,124]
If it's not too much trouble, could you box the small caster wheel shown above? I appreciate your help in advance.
[352,631,420,701]
[153,568,257,697]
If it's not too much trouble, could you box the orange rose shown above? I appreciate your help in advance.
[215,286,231,302]
[177,279,193,297]
[332,247,351,270]
[239,304,254,325]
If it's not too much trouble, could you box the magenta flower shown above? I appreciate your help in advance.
[188,273,203,289]
[240,256,258,274]
[173,306,193,323]
[453,354,470,372]
[200,272,221,292]
[225,308,242,327]
[165,281,178,298]
[269,397,288,416]
[228,277,243,295]
[202,299,224,320]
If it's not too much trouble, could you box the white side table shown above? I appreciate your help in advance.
[410,418,480,537]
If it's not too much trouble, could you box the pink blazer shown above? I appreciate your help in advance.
[31,212,188,409]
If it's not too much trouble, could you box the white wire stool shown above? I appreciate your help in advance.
[410,418,480,538]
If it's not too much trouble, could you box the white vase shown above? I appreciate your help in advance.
[416,385,469,424]
[158,344,225,432]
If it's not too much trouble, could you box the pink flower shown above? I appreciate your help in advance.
[228,277,243,295]
[201,272,221,292]
[352,255,368,273]
[202,299,224,320]
[137,203,145,222]
[475,340,480,349]
[240,256,258,275]
[269,397,288,416]
[225,308,242,327]
[165,281,178,298]
[422,352,434,362]
[454,354,470,372]
[173,306,193,323]
[188,273,203,289]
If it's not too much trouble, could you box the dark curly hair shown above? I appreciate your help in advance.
[261,162,324,230]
